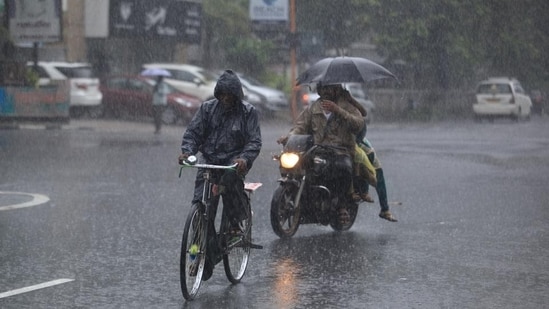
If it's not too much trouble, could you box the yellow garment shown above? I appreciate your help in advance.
[354,144,376,186]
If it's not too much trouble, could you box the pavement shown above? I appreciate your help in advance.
[0,113,296,137]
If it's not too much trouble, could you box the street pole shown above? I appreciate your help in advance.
[289,0,297,122]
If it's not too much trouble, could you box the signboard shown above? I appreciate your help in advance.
[6,0,62,43]
[249,0,288,21]
[0,83,70,122]
[109,0,202,44]
[249,0,288,33]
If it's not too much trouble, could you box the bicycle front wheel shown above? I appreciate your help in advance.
[180,203,207,300]
[223,201,251,283]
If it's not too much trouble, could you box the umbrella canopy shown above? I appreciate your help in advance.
[296,56,397,85]
[140,68,171,77]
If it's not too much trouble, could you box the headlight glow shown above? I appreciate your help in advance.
[280,153,299,169]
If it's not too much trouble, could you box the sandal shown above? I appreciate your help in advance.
[360,193,374,203]
[379,211,398,222]
[352,192,375,203]
[338,208,351,225]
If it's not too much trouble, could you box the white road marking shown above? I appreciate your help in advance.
[0,279,74,299]
[0,191,50,211]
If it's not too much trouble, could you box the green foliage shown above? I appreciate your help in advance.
[200,0,549,92]
[201,0,252,69]
[26,68,39,87]
[297,0,367,53]
[367,0,549,90]
[224,38,275,77]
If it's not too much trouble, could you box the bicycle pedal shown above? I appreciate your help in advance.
[249,243,263,249]
[227,236,242,247]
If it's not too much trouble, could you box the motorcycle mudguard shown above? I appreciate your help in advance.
[284,135,313,152]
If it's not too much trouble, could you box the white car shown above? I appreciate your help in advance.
[473,77,532,121]
[142,63,217,101]
[28,61,103,117]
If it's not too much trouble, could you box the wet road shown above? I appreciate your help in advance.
[1,117,548,308]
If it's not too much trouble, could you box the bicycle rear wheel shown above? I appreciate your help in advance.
[222,199,252,283]
[180,203,207,300]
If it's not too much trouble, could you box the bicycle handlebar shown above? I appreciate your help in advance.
[181,162,238,170]
[178,155,237,177]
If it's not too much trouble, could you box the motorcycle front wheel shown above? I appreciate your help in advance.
[270,183,301,238]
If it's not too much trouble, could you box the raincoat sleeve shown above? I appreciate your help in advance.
[180,104,206,155]
[237,107,262,169]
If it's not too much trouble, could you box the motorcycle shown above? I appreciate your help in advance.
[270,134,359,238]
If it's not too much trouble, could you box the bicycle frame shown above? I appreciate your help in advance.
[179,157,262,300]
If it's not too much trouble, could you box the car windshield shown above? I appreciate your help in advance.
[239,74,263,87]
[197,69,217,83]
[56,66,97,78]
[477,83,512,94]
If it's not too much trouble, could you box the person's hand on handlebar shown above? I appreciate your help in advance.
[233,158,247,175]
[178,152,190,165]
[276,135,288,145]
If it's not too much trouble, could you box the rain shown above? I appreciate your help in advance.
[1,0,549,308]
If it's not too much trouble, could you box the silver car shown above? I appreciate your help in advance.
[237,73,289,117]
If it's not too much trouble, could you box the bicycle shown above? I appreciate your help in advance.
[178,156,263,300]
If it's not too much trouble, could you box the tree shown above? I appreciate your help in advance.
[296,0,368,56]
[368,0,549,90]
[202,0,250,69]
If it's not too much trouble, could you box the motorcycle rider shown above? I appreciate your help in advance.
[178,70,262,280]
[277,83,364,224]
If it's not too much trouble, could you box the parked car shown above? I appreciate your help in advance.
[28,61,103,117]
[473,77,532,121]
[141,63,217,101]
[100,75,202,124]
[298,83,375,123]
[236,73,289,117]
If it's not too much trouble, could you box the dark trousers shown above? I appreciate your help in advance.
[153,105,164,132]
[325,153,353,201]
[192,169,248,225]
[362,168,389,212]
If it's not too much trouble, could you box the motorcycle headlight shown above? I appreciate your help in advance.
[280,153,299,169]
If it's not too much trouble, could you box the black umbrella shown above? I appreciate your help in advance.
[296,56,397,85]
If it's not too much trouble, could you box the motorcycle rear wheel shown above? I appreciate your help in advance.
[270,184,301,238]
[329,202,359,231]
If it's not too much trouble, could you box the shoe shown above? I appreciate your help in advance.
[360,193,374,203]
[338,208,351,225]
[229,220,245,236]
[379,211,397,222]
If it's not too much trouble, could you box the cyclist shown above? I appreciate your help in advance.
[178,70,262,280]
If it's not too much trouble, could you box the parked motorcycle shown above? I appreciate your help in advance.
[270,134,359,238]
